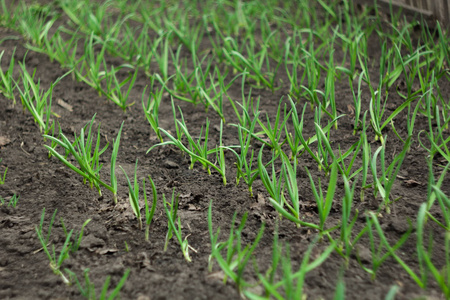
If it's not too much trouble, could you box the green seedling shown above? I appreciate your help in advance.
[60,217,91,253]
[65,268,130,300]
[227,119,260,196]
[257,147,319,230]
[120,159,142,230]
[359,40,420,144]
[16,62,70,134]
[349,72,364,134]
[143,175,158,241]
[208,201,265,295]
[152,33,170,82]
[420,155,450,229]
[253,98,291,153]
[418,74,450,163]
[228,71,256,130]
[154,73,196,105]
[287,100,343,170]
[436,21,450,73]
[35,208,72,284]
[105,66,138,111]
[142,78,164,143]
[44,116,124,203]
[216,120,227,185]
[37,28,80,69]
[370,136,411,213]
[223,41,280,91]
[195,65,239,122]
[75,34,108,95]
[417,202,450,297]
[0,49,17,103]
[148,108,225,180]
[16,2,57,49]
[163,188,179,252]
[163,192,196,262]
[0,194,19,208]
[332,173,360,261]
[305,160,338,233]
[164,11,204,54]
[357,212,423,287]
[0,158,7,184]
[245,236,335,300]
[284,34,305,100]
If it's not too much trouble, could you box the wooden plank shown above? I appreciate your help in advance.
[379,0,449,26]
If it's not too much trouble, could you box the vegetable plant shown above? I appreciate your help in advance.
[44,116,124,203]
[0,158,7,184]
[163,192,196,262]
[120,159,142,230]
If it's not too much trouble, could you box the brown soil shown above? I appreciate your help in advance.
[0,2,449,300]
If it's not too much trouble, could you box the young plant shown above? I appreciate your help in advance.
[0,49,17,103]
[0,194,19,208]
[75,34,108,94]
[417,202,450,298]
[44,116,124,203]
[286,100,342,170]
[60,217,91,253]
[357,212,423,288]
[35,208,72,285]
[104,67,138,112]
[163,192,196,262]
[120,159,142,230]
[143,175,158,241]
[163,188,179,252]
[418,75,450,164]
[147,107,226,181]
[0,158,7,184]
[65,268,130,300]
[208,201,265,295]
[305,160,338,233]
[142,77,164,143]
[216,120,227,185]
[333,173,360,261]
[257,147,319,230]
[16,63,69,134]
[370,136,412,213]
[227,119,260,196]
[254,98,291,153]
[16,2,57,49]
[244,236,335,300]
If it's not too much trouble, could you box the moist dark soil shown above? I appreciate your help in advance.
[1,2,449,300]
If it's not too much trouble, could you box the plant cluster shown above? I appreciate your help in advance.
[1,0,449,298]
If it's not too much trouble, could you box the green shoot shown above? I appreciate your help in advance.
[163,189,179,252]
[257,147,319,230]
[143,175,158,241]
[0,49,17,103]
[142,78,164,143]
[44,116,125,203]
[0,158,7,184]
[370,136,412,213]
[305,160,338,233]
[163,192,196,262]
[16,63,70,134]
[35,208,72,285]
[208,205,265,295]
[119,159,142,230]
[358,212,423,287]
[65,268,130,300]
[105,67,138,112]
[0,194,19,208]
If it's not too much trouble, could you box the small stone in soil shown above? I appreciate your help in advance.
[164,159,179,169]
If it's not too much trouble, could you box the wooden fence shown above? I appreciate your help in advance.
[380,0,450,26]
